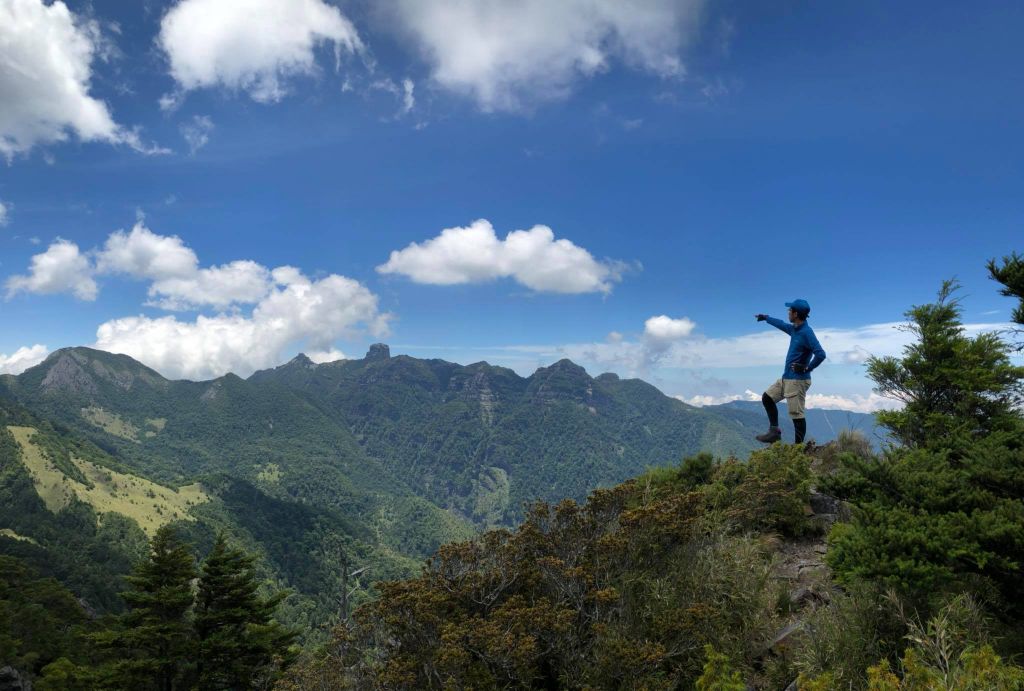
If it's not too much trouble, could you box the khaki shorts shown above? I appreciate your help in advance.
[765,378,812,419]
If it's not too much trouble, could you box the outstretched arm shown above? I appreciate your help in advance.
[760,315,794,335]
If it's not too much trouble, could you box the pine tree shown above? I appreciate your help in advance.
[826,278,1024,618]
[94,525,197,691]
[865,280,1024,448]
[195,533,297,690]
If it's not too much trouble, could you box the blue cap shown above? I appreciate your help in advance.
[785,299,811,315]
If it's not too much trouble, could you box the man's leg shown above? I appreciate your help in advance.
[785,379,810,444]
[793,418,807,443]
[762,392,779,428]
[756,380,784,443]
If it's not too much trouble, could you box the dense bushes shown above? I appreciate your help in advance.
[280,444,813,689]
[801,595,1024,690]
[0,555,100,687]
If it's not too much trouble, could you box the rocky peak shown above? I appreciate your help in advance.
[40,351,99,396]
[365,343,391,361]
[528,358,597,406]
[32,347,166,395]
[289,353,316,368]
[545,359,588,376]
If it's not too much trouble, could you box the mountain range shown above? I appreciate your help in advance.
[0,344,879,637]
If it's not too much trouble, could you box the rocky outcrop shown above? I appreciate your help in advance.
[365,343,391,361]
[36,348,167,396]
[450,368,499,425]
[40,352,98,396]
[200,381,222,402]
[528,359,596,406]
[289,353,316,369]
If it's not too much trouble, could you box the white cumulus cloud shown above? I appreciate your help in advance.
[676,390,760,407]
[307,348,346,363]
[678,389,900,413]
[0,201,8,226]
[644,315,697,349]
[0,0,158,159]
[389,0,704,111]
[94,269,389,380]
[93,221,272,310]
[0,344,49,374]
[805,392,902,414]
[96,222,198,280]
[147,260,272,311]
[5,239,97,300]
[377,219,626,294]
[158,0,363,104]
[2,222,391,379]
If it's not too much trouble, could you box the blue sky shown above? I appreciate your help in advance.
[1,0,1022,412]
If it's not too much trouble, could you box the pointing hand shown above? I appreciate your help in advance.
[755,314,768,321]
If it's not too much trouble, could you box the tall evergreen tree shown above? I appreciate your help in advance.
[865,280,1024,448]
[94,525,197,691]
[195,533,297,690]
[827,278,1024,619]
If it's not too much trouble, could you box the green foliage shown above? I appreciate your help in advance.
[826,413,1024,618]
[0,343,768,654]
[988,251,1024,344]
[695,646,747,690]
[865,281,1024,448]
[815,429,876,476]
[195,533,298,690]
[793,581,906,689]
[303,445,816,689]
[700,443,814,537]
[803,595,1024,690]
[0,422,149,612]
[0,555,98,682]
[826,280,1024,620]
[93,525,198,691]
[636,445,813,539]
[36,657,94,691]
[86,528,296,690]
[638,452,716,495]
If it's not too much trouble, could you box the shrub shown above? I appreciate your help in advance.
[815,430,875,477]
[793,582,905,690]
[803,595,1024,690]
[695,646,746,691]
[316,452,806,689]
[702,443,813,537]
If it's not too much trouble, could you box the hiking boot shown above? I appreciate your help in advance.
[755,427,782,444]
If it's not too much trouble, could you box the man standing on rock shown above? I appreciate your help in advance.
[754,299,826,444]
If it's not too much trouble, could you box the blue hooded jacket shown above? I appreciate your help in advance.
[765,317,827,380]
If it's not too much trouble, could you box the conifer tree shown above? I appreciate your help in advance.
[827,277,1024,618]
[94,525,197,691]
[195,533,297,690]
[865,280,1024,448]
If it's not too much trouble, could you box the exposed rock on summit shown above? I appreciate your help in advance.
[365,343,391,361]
